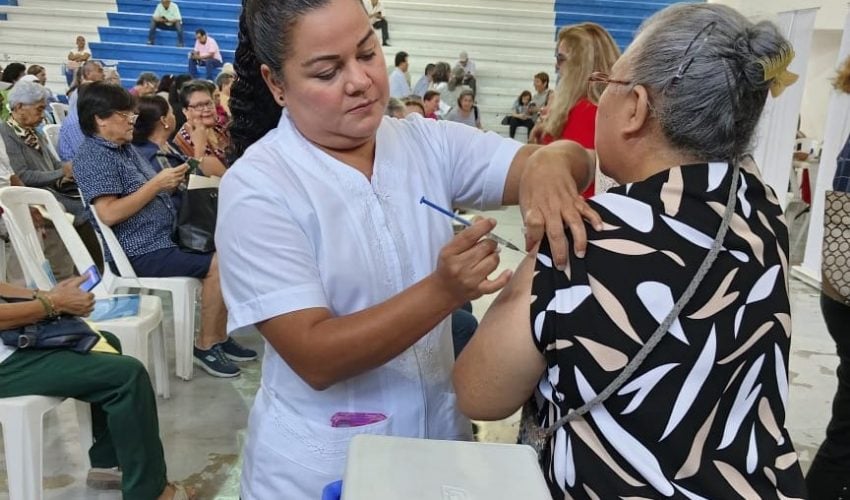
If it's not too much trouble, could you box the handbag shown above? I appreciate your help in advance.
[519,162,741,458]
[172,183,218,253]
[500,116,510,126]
[0,316,100,353]
[821,190,850,304]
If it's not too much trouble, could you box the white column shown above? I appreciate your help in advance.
[750,8,819,208]
[794,5,850,285]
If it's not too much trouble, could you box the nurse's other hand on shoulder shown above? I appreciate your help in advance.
[519,142,601,269]
[433,217,512,304]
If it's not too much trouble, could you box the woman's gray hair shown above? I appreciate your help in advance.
[629,3,792,160]
[7,80,49,108]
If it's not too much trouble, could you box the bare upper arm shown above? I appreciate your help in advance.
[453,253,546,420]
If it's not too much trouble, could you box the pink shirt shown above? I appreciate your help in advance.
[193,36,222,62]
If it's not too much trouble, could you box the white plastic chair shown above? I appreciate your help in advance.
[0,396,92,500]
[0,186,169,397]
[49,103,68,125]
[87,198,201,381]
[41,124,61,162]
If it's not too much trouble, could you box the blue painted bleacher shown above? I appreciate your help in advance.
[553,0,695,50]
[90,0,240,87]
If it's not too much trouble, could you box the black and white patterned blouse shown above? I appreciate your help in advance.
[530,161,806,499]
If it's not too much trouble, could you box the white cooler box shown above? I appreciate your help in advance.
[342,434,553,500]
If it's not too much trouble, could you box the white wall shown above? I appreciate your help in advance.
[801,30,843,139]
[709,0,847,30]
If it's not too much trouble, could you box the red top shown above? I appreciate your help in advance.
[542,98,597,198]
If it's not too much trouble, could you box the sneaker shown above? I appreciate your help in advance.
[147,40,154,45]
[86,467,121,490]
[220,337,258,362]
[193,344,240,378]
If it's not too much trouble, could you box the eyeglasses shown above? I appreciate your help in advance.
[115,111,138,123]
[187,101,215,111]
[587,72,632,97]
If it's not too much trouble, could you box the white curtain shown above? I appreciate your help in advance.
[795,7,850,283]
[750,8,819,208]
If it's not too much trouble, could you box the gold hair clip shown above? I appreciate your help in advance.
[757,45,799,98]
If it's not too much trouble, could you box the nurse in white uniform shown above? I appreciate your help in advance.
[217,0,600,498]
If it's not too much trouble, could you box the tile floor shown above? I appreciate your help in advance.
[0,205,841,499]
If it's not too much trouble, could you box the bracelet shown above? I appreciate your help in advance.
[35,292,57,319]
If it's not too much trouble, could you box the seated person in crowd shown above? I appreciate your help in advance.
[167,73,193,136]
[403,97,424,116]
[445,90,481,129]
[25,65,58,104]
[506,90,534,140]
[214,72,234,121]
[531,71,552,121]
[73,82,256,378]
[363,0,389,46]
[149,0,184,47]
[1,63,27,121]
[438,66,472,117]
[413,63,435,97]
[188,29,223,81]
[0,81,103,274]
[132,95,185,210]
[59,60,105,163]
[130,72,159,97]
[172,80,229,177]
[385,97,405,118]
[453,4,807,499]
[389,51,411,98]
[422,90,440,119]
[0,277,191,500]
[454,51,477,96]
[65,35,91,85]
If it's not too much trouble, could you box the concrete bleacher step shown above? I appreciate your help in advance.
[0,5,108,26]
[99,26,237,51]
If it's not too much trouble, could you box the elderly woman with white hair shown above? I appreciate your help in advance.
[0,80,103,272]
[454,3,808,499]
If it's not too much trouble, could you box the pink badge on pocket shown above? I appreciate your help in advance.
[330,412,387,428]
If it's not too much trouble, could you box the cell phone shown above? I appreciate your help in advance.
[79,265,101,292]
[186,157,201,174]
[330,412,387,428]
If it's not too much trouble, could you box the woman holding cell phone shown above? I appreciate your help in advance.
[72,82,256,379]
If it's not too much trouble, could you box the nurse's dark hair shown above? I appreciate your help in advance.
[229,0,363,163]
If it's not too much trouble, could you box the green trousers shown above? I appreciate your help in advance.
[0,332,167,499]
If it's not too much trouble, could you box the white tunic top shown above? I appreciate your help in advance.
[217,111,522,499]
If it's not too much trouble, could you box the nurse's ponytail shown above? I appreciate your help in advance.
[230,0,363,163]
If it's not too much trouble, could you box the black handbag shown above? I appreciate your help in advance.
[0,316,100,353]
[172,187,218,253]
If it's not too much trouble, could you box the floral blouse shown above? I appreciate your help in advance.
[530,161,806,499]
